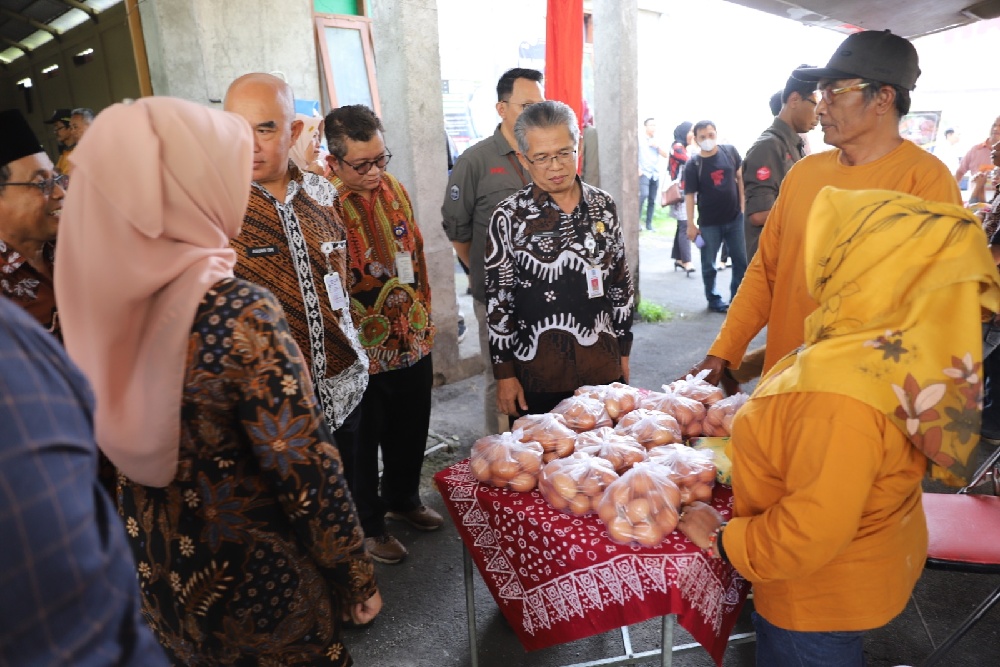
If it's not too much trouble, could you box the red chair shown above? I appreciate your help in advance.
[915,447,1000,667]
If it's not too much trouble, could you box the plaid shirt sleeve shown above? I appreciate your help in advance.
[0,298,168,666]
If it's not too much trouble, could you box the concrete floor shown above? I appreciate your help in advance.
[346,225,1000,667]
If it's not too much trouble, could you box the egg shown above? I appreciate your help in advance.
[470,457,491,482]
[545,487,570,511]
[633,521,664,548]
[491,458,520,480]
[509,472,537,493]
[579,475,603,497]
[550,472,578,501]
[513,448,541,474]
[630,470,656,496]
[691,482,714,503]
[568,493,592,516]
[625,497,651,524]
[597,498,618,524]
[607,516,634,544]
[655,508,679,534]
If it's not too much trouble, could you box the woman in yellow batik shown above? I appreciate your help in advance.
[680,186,1000,666]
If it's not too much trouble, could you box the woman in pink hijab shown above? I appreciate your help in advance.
[55,97,380,667]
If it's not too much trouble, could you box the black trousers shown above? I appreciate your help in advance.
[355,354,433,537]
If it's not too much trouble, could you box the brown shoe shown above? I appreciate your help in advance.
[364,534,408,564]
[386,505,444,531]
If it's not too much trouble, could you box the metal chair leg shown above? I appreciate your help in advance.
[919,584,1000,667]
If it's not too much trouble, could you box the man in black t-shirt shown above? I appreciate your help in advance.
[684,120,746,312]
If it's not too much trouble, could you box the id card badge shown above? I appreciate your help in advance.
[395,252,415,284]
[586,265,605,299]
[324,272,349,311]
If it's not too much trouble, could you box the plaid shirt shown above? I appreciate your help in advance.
[0,296,167,666]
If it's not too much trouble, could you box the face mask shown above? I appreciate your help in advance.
[698,138,717,152]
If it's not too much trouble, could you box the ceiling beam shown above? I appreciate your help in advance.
[0,8,61,40]
[54,0,99,22]
[0,36,32,56]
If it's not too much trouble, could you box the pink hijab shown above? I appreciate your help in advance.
[55,97,253,487]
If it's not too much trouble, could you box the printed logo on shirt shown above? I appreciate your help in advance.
[248,245,279,256]
[490,167,506,175]
[710,169,725,187]
[450,185,460,201]
[756,166,772,181]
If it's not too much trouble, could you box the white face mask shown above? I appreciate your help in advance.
[698,138,717,152]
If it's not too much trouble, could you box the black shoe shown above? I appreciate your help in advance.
[708,302,729,313]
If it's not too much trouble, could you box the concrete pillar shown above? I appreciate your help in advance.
[137,0,320,104]
[369,0,462,385]
[593,0,640,299]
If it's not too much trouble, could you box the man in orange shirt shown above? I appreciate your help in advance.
[689,30,960,385]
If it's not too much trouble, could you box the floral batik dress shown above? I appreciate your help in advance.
[118,278,376,666]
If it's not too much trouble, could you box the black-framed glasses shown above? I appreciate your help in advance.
[4,174,69,196]
[523,149,577,167]
[339,152,391,175]
[817,82,871,105]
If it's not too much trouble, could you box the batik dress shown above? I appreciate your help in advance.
[118,278,375,667]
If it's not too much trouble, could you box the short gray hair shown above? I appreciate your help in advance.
[72,107,95,123]
[514,101,580,155]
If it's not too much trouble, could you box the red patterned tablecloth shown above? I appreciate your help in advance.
[434,460,750,666]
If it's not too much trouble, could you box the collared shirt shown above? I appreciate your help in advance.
[638,132,662,179]
[442,123,529,302]
[742,118,806,258]
[485,178,634,394]
[0,238,59,338]
[0,296,168,667]
[231,164,368,430]
[957,141,993,179]
[331,171,435,374]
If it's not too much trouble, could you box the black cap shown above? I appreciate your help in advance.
[793,30,921,91]
[43,108,73,125]
[0,109,44,167]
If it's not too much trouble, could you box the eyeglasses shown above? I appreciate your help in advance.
[4,174,69,196]
[504,100,536,111]
[523,149,578,167]
[339,152,391,175]
[337,151,392,176]
[817,82,871,105]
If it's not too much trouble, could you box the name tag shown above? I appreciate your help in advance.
[586,265,605,299]
[396,252,415,284]
[248,245,278,256]
[324,273,349,311]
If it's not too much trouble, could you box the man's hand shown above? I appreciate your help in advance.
[621,356,630,384]
[681,355,728,386]
[497,377,528,416]
[686,224,699,242]
[347,590,383,626]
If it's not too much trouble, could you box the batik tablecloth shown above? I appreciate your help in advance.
[434,460,750,666]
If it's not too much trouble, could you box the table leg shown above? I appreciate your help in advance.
[661,614,675,667]
[464,545,479,667]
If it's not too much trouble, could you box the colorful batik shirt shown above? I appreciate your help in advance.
[232,164,368,430]
[484,178,634,393]
[0,239,59,338]
[119,278,375,667]
[330,172,435,374]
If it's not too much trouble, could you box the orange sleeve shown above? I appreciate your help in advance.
[707,183,785,366]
